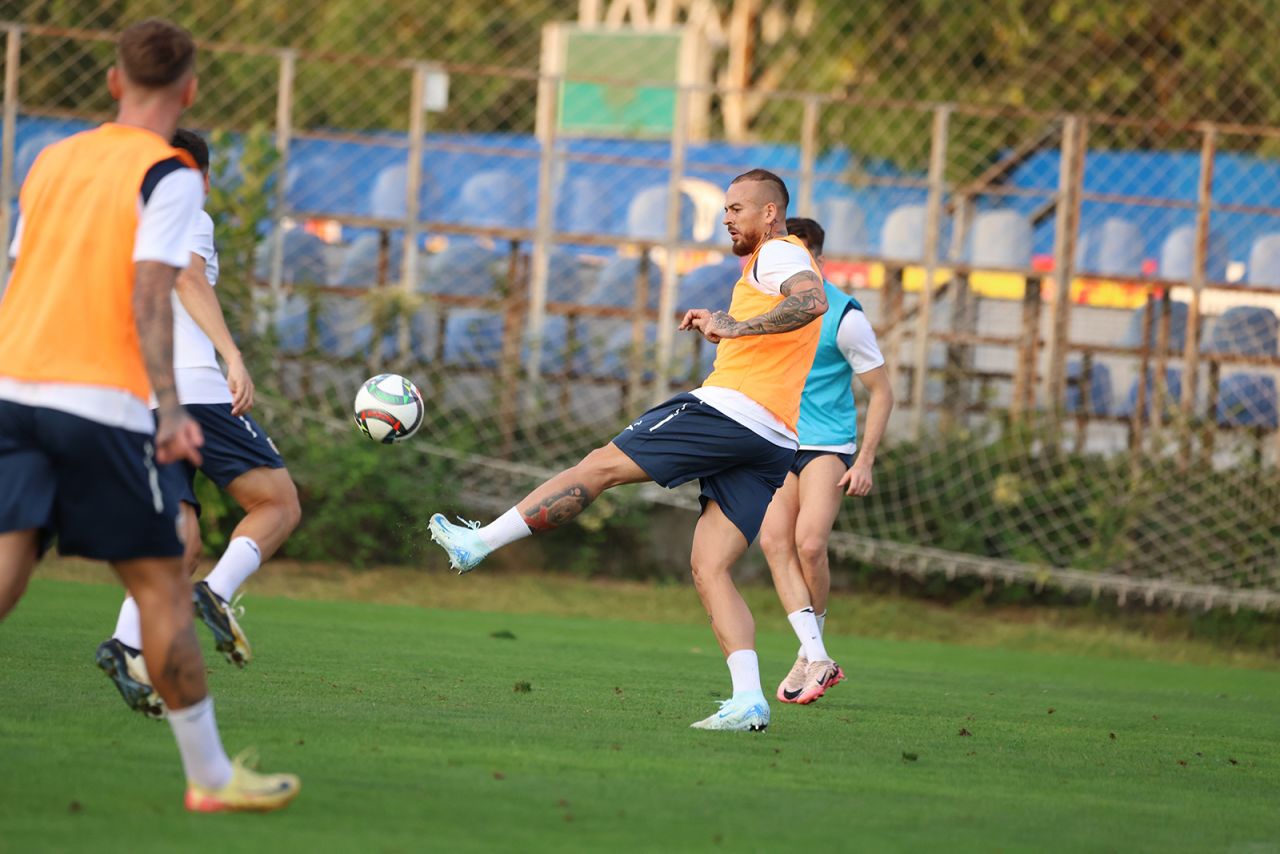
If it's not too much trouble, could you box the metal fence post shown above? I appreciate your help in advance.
[268,49,296,324]
[651,81,689,406]
[1179,124,1216,470]
[527,60,561,392]
[909,104,951,440]
[0,25,20,287]
[798,95,819,217]
[402,64,427,295]
[1043,115,1084,420]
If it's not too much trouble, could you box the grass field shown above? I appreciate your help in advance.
[2,571,1279,853]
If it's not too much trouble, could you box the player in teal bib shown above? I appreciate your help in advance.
[758,217,895,705]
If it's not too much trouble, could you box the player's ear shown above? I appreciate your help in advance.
[181,75,199,109]
[107,66,123,100]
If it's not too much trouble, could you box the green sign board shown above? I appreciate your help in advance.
[558,29,682,138]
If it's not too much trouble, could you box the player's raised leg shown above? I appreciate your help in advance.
[688,501,770,732]
[429,442,649,573]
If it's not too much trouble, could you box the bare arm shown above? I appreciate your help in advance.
[175,252,254,414]
[841,365,894,496]
[135,260,202,465]
[688,269,827,342]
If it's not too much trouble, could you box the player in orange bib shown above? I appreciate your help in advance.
[0,19,297,812]
[429,169,828,732]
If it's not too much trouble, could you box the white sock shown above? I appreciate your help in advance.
[725,649,762,697]
[112,597,142,651]
[788,607,830,663]
[203,537,262,601]
[477,507,532,551]
[167,696,234,790]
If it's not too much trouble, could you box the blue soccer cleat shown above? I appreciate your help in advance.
[95,638,166,719]
[689,690,771,732]
[428,513,491,574]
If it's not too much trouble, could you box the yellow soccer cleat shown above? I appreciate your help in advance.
[184,751,300,813]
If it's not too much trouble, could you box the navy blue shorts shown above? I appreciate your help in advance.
[0,401,184,561]
[791,450,854,477]
[158,404,285,517]
[611,393,795,544]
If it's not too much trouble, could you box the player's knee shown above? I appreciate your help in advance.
[797,536,829,567]
[577,446,625,488]
[757,527,787,559]
[276,480,302,535]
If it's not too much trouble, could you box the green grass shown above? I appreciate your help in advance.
[2,577,1279,853]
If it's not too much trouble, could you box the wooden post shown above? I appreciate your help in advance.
[884,267,906,399]
[627,255,652,415]
[1179,125,1216,470]
[1151,289,1173,440]
[1011,277,1042,420]
[0,26,19,286]
[498,244,524,458]
[1129,293,1156,456]
[268,50,296,322]
[651,80,689,405]
[1044,116,1085,422]
[1073,352,1094,454]
[909,105,952,439]
[529,33,562,390]
[798,96,819,217]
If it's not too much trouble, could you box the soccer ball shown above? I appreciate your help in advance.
[353,374,424,443]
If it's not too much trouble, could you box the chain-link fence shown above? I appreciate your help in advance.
[4,2,1280,611]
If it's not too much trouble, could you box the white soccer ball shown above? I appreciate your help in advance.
[353,373,424,444]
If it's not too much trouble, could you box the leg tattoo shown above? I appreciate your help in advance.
[521,484,594,532]
[161,628,207,709]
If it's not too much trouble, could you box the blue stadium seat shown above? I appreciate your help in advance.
[442,310,505,368]
[315,296,374,358]
[1064,359,1113,416]
[545,249,586,303]
[421,244,501,295]
[678,260,739,314]
[253,229,330,285]
[880,204,927,263]
[1158,226,1228,282]
[815,196,868,257]
[968,210,1032,269]
[1120,301,1189,354]
[1075,217,1142,277]
[578,322,696,382]
[458,170,532,229]
[333,234,404,288]
[1217,374,1279,429]
[285,153,345,213]
[557,176,620,236]
[370,163,408,219]
[1118,368,1184,420]
[1202,306,1279,357]
[522,315,571,373]
[272,295,313,355]
[583,255,658,309]
[1247,233,1280,287]
[625,185,695,242]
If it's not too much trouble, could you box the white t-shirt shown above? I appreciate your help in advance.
[2,167,204,433]
[172,210,233,405]
[801,308,886,454]
[693,238,816,449]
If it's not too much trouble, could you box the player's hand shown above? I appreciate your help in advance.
[226,356,255,416]
[680,308,711,331]
[686,310,738,344]
[840,461,873,497]
[156,407,204,466]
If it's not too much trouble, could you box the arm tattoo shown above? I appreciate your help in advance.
[521,483,595,532]
[134,261,181,412]
[716,270,827,337]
